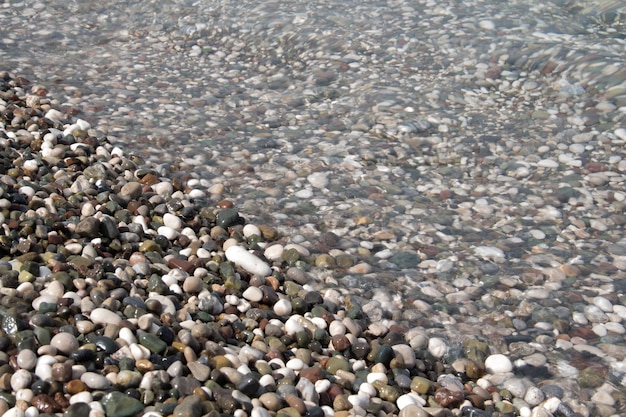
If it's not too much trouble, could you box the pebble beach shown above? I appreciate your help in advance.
[1,1,626,417]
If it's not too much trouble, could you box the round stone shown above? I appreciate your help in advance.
[485,354,513,374]
[16,350,37,370]
[50,332,79,355]
[274,298,293,316]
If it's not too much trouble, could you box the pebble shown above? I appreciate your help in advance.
[485,354,513,373]
[225,245,272,276]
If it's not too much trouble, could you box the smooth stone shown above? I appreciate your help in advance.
[399,404,428,417]
[485,354,513,373]
[225,245,271,276]
[428,338,448,358]
[16,350,37,370]
[100,392,144,417]
[242,287,263,303]
[10,370,32,391]
[90,308,122,326]
[274,299,293,316]
[80,372,111,390]
[64,402,91,417]
[50,333,79,355]
[138,333,167,354]
[173,394,202,417]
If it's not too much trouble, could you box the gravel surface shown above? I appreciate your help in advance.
[0,0,626,416]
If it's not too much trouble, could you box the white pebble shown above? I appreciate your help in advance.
[284,315,304,335]
[605,322,626,334]
[428,337,448,358]
[242,287,263,303]
[154,182,174,196]
[286,358,305,371]
[593,296,613,312]
[479,20,495,30]
[17,350,38,370]
[264,244,284,261]
[328,321,346,337]
[3,408,25,417]
[225,245,272,276]
[397,392,425,409]
[366,372,388,384]
[474,246,505,260]
[274,298,292,316]
[485,354,513,373]
[157,226,178,240]
[307,172,329,188]
[11,369,32,391]
[81,372,111,389]
[163,213,183,231]
[348,394,369,409]
[358,382,377,397]
[537,159,559,168]
[524,386,545,406]
[243,224,262,238]
[90,308,122,326]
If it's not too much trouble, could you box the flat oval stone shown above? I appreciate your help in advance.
[90,308,122,326]
[100,392,144,417]
[225,245,271,277]
[138,333,167,354]
[80,372,111,390]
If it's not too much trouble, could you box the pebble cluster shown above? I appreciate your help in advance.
[1,0,626,417]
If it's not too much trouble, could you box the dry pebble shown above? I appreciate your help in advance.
[0,0,625,414]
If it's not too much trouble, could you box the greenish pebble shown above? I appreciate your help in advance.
[216,208,242,228]
[463,338,489,363]
[52,271,73,289]
[64,402,91,417]
[325,357,350,375]
[410,376,432,395]
[39,302,57,314]
[494,401,516,414]
[0,392,16,407]
[291,297,307,314]
[282,248,300,264]
[283,281,301,296]
[173,394,202,417]
[578,367,606,388]
[100,392,145,417]
[315,254,336,268]
[155,402,177,415]
[295,330,311,348]
[375,344,394,366]
[276,407,302,417]
[373,381,401,402]
[18,269,35,283]
[32,326,51,346]
[139,240,161,253]
[118,357,136,371]
[224,275,244,291]
[147,274,169,294]
[138,333,167,354]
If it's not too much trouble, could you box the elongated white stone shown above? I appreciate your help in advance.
[225,245,271,276]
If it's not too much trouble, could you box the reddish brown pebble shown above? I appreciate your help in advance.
[434,387,464,407]
[168,258,194,273]
[331,335,352,351]
[31,394,62,413]
[51,362,73,382]
[217,199,234,208]
[65,379,87,395]
[584,162,607,172]
[299,366,325,383]
[439,189,453,199]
